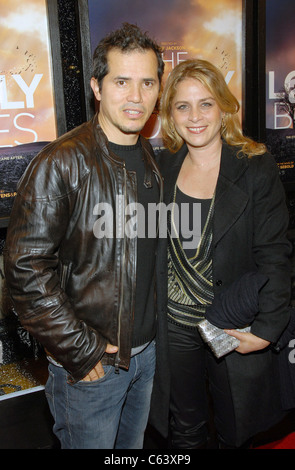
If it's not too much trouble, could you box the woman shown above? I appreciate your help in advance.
[150,59,292,449]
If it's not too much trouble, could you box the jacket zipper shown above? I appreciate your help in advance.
[114,164,160,372]
[115,163,127,373]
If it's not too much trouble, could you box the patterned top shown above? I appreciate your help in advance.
[167,185,215,328]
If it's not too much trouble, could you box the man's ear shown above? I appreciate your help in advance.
[90,77,101,102]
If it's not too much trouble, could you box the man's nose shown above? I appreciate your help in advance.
[127,83,143,103]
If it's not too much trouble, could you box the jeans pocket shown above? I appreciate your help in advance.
[72,364,114,388]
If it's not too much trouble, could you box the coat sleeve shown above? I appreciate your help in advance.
[250,153,292,342]
[4,151,107,382]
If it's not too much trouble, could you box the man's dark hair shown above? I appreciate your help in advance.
[92,23,164,89]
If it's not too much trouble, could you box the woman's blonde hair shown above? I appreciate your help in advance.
[160,59,266,158]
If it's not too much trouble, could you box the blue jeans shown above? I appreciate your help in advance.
[45,340,156,449]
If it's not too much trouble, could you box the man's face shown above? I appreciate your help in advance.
[91,48,160,145]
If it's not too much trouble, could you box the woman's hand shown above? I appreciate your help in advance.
[224,329,270,354]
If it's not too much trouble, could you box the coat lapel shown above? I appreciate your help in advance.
[159,145,187,205]
[159,143,250,246]
[213,143,249,246]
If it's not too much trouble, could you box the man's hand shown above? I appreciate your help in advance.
[224,330,270,354]
[82,343,118,381]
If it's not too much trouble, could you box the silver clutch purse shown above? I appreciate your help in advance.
[197,319,251,358]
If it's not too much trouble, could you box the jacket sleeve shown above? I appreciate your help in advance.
[4,152,107,382]
[250,153,292,342]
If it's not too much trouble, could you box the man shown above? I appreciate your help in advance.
[4,23,164,449]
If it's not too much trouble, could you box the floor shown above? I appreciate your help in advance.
[0,331,294,449]
[1,384,294,449]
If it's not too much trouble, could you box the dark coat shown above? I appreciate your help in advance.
[149,142,292,446]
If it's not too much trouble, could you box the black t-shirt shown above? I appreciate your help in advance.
[108,140,159,347]
[175,186,211,259]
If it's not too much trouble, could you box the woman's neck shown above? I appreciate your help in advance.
[185,140,222,171]
[177,139,222,199]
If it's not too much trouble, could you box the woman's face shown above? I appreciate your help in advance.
[170,77,223,151]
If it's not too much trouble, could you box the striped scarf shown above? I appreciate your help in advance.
[167,187,215,328]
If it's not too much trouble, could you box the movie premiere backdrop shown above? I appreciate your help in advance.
[0,0,57,396]
[0,0,293,400]
[0,0,243,397]
[0,0,57,147]
[265,0,295,184]
[0,0,57,219]
[87,0,243,154]
[0,0,243,219]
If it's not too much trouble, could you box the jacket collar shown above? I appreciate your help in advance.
[219,141,249,184]
[91,113,161,189]
[214,142,249,246]
[162,141,249,200]
[161,144,187,204]
[162,141,250,246]
[168,141,249,179]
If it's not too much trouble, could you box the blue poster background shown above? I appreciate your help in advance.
[266,0,295,182]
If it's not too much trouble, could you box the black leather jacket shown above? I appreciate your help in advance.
[4,114,163,381]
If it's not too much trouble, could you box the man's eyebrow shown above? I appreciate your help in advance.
[114,76,130,80]
[113,76,157,81]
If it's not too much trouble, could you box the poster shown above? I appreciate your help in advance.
[87,0,243,154]
[0,0,56,398]
[0,0,57,148]
[265,0,295,183]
